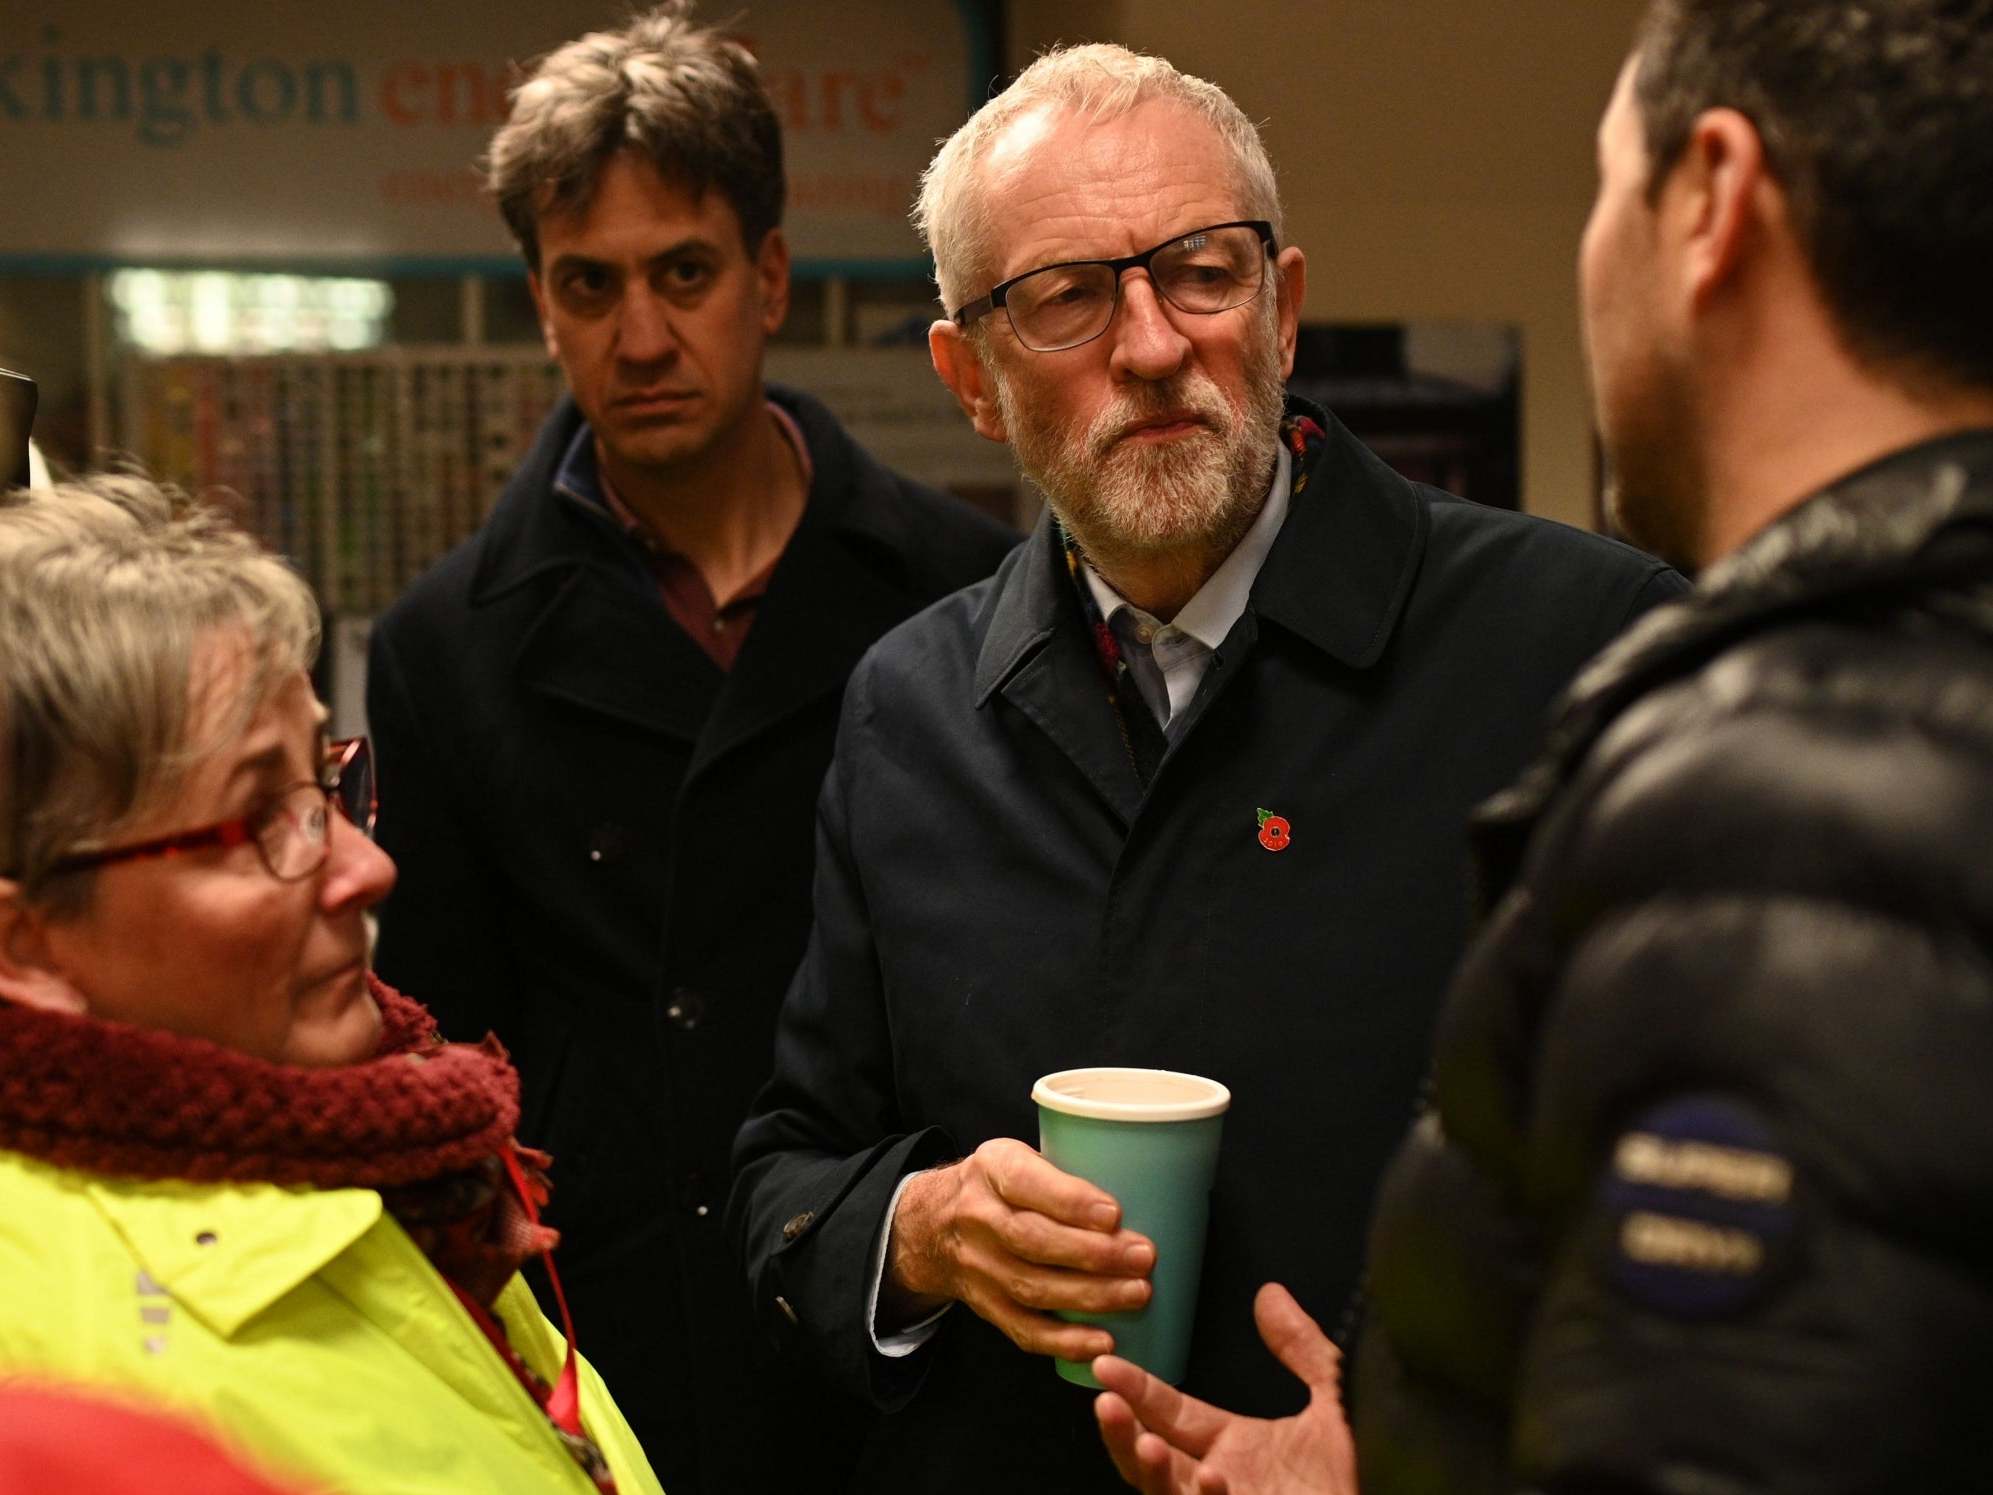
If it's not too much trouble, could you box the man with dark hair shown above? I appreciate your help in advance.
[1093,2,1993,1490]
[365,6,1014,1491]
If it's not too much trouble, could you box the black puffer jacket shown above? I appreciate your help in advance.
[1356,430,1993,1495]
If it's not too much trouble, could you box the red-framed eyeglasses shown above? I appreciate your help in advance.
[46,737,377,884]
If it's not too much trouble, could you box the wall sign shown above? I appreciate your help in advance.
[0,2,994,273]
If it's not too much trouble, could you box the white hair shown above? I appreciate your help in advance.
[913,43,1283,315]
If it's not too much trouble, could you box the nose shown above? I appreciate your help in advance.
[321,811,396,914]
[615,285,681,368]
[1106,272,1192,383]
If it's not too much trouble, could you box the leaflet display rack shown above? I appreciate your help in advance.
[119,347,565,615]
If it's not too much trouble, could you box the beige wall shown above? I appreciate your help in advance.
[1006,0,1649,528]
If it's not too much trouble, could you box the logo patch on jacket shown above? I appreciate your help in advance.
[1598,1094,1800,1319]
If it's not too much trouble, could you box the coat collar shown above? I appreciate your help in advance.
[467,396,602,605]
[1252,400,1430,667]
[466,384,924,604]
[1474,428,1993,852]
[974,396,1430,705]
[687,408,942,775]
[467,384,945,755]
[970,398,1431,821]
[84,1170,382,1340]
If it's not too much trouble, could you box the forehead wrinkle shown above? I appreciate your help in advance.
[982,103,1243,282]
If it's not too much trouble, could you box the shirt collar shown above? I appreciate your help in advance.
[552,400,815,542]
[552,420,604,510]
[1081,439,1293,647]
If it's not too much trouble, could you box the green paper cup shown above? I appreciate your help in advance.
[1032,1066,1230,1388]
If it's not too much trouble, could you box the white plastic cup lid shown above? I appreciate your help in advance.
[1031,1066,1231,1122]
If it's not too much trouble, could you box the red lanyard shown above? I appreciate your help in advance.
[450,1143,585,1439]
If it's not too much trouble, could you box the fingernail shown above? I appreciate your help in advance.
[1121,1280,1150,1307]
[1088,1203,1118,1230]
[1123,1242,1153,1271]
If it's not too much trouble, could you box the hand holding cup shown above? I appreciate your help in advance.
[883,1136,1156,1362]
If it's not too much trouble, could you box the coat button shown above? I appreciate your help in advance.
[781,1210,815,1242]
[587,823,634,865]
[680,1170,711,1217]
[664,988,707,1030]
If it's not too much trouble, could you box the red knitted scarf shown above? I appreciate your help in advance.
[0,974,510,1183]
[0,974,555,1299]
[0,975,621,1488]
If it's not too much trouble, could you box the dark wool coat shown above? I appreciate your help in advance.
[729,401,1686,1493]
[1356,431,1993,1494]
[365,386,1016,1495]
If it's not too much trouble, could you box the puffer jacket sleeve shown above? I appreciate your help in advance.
[1501,618,1993,1493]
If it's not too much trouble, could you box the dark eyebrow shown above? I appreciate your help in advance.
[544,236,724,281]
[543,252,611,280]
[647,238,724,271]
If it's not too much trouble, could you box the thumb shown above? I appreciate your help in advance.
[1252,1282,1342,1392]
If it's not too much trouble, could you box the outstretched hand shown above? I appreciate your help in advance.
[1092,1283,1358,1495]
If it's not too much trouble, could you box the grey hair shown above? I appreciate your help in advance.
[0,475,319,907]
[487,1,784,270]
[913,43,1284,315]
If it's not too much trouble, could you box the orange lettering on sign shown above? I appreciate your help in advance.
[433,62,505,125]
[761,66,915,133]
[382,62,429,124]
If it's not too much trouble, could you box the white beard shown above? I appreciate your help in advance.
[994,295,1289,565]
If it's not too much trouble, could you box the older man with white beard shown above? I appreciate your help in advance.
[728,44,1683,1494]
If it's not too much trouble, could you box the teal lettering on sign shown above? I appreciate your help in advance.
[1,27,361,147]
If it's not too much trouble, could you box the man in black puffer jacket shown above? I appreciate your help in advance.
[1090,2,1993,1491]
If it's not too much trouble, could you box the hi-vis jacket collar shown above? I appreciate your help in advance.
[85,1171,381,1340]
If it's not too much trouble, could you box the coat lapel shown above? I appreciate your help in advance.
[1251,406,1430,669]
[685,513,922,783]
[469,397,721,744]
[513,566,720,743]
[684,395,934,784]
[976,513,1145,823]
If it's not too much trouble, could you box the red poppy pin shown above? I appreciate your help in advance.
[1256,808,1291,852]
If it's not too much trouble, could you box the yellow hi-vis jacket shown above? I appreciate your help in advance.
[0,1149,665,1494]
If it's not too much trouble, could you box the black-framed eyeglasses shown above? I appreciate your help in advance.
[950,220,1277,353]
[46,737,377,884]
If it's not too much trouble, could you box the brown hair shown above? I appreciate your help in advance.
[487,2,785,269]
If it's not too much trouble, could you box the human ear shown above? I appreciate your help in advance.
[755,227,792,337]
[0,882,89,1016]
[1272,246,1308,379]
[527,272,559,362]
[929,321,1008,443]
[1672,107,1772,310]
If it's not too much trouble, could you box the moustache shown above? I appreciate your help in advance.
[1086,378,1234,459]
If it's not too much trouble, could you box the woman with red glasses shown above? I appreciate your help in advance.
[0,476,660,1494]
